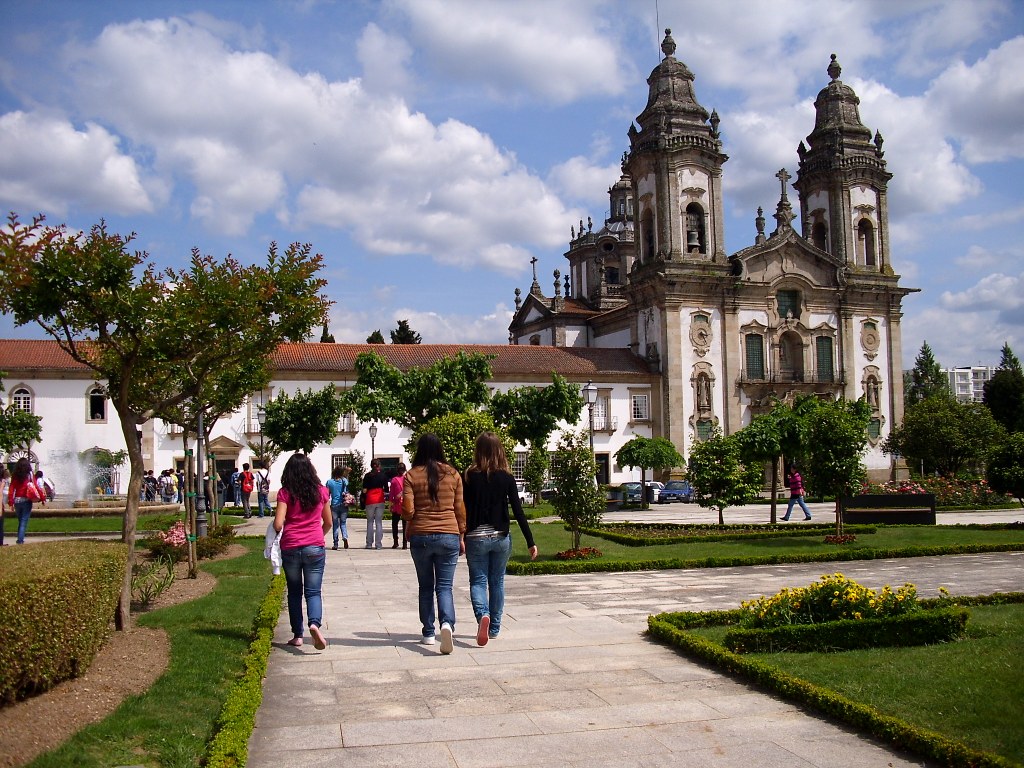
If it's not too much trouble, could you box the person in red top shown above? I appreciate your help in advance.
[273,453,331,649]
[362,459,389,549]
[781,463,813,521]
[389,462,407,549]
[8,458,40,544]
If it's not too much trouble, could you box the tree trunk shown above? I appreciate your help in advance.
[769,457,779,524]
[182,432,197,578]
[116,410,145,631]
[640,467,648,510]
[717,504,725,526]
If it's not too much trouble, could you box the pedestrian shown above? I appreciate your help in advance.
[781,463,813,521]
[463,432,538,645]
[239,462,255,518]
[362,459,389,549]
[326,465,350,550]
[230,466,241,507]
[9,458,41,544]
[143,470,158,502]
[389,462,407,549]
[274,453,331,650]
[176,469,185,504]
[35,470,56,502]
[0,467,9,546]
[255,461,272,518]
[159,469,176,503]
[401,433,465,654]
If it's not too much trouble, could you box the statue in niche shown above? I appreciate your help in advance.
[866,377,880,409]
[697,374,711,411]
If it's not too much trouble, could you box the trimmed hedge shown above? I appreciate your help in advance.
[0,540,128,704]
[648,594,1024,768]
[585,523,879,547]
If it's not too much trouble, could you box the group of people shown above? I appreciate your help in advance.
[220,463,272,518]
[142,468,184,504]
[273,431,538,655]
[1,460,56,545]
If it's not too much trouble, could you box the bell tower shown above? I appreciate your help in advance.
[793,54,892,272]
[624,29,728,264]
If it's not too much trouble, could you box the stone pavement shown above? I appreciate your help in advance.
[244,508,1024,768]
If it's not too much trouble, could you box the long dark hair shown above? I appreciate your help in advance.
[467,431,508,477]
[280,453,322,511]
[412,433,447,503]
[12,457,32,484]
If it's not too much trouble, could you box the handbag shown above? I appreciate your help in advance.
[24,480,42,503]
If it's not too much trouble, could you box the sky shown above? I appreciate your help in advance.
[1,0,1023,369]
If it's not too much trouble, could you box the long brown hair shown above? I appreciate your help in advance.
[411,433,448,503]
[467,431,508,477]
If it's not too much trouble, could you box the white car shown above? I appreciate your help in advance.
[516,481,530,504]
[645,481,664,504]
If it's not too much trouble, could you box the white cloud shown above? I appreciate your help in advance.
[328,302,512,345]
[547,156,622,213]
[357,22,413,97]
[0,111,159,216]
[956,205,1024,230]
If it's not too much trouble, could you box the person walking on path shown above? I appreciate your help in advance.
[402,433,465,654]
[255,462,272,518]
[389,463,407,549]
[0,467,9,546]
[463,432,538,645]
[781,463,812,521]
[273,453,331,650]
[239,463,255,518]
[326,465,350,550]
[362,459,389,549]
[9,458,41,544]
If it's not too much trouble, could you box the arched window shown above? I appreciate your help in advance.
[641,209,655,262]
[529,334,541,346]
[779,331,804,382]
[88,386,106,421]
[857,219,876,267]
[776,289,801,320]
[685,203,706,253]
[812,221,828,251]
[12,387,31,413]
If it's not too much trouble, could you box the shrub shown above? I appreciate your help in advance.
[140,519,235,562]
[863,477,1014,508]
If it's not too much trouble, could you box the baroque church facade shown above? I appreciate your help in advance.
[509,31,915,480]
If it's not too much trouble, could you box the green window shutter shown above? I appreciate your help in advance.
[816,337,834,382]
[745,334,764,379]
[777,290,801,319]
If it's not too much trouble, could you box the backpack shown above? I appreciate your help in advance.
[241,471,254,493]
[257,470,270,494]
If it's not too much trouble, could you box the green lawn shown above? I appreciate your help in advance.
[4,512,244,534]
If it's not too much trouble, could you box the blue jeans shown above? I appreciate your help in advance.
[409,533,459,638]
[364,503,385,548]
[257,491,271,517]
[281,545,326,638]
[465,533,511,636]
[14,500,32,544]
[784,495,811,519]
[331,504,349,546]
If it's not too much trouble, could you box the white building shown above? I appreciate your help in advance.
[942,366,995,404]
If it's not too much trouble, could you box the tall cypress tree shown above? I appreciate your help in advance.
[906,341,949,406]
[984,342,1024,433]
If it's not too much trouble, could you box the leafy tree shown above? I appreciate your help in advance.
[410,412,513,473]
[366,329,386,344]
[984,342,1024,433]
[262,386,345,454]
[340,350,493,432]
[885,395,1005,478]
[614,436,683,509]
[549,429,605,551]
[799,397,871,534]
[522,443,549,506]
[390,319,422,344]
[0,214,327,630]
[346,450,366,498]
[906,341,949,406]
[687,428,760,525]
[987,433,1024,506]
[0,377,42,453]
[735,400,805,523]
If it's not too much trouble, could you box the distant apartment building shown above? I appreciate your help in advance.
[942,366,996,403]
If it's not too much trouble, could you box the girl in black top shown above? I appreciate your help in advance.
[463,431,538,645]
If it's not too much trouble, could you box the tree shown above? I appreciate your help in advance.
[410,411,513,473]
[390,319,422,344]
[614,436,683,509]
[984,342,1024,433]
[522,443,548,506]
[340,350,493,432]
[987,433,1024,506]
[687,429,760,525]
[906,341,949,406]
[549,430,605,551]
[0,377,42,453]
[799,397,871,534]
[0,214,328,630]
[885,394,1005,478]
[734,400,805,523]
[262,386,345,454]
[320,322,335,343]
[366,329,386,344]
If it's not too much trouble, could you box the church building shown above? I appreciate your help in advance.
[508,31,915,480]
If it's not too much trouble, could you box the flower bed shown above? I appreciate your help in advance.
[862,477,1015,508]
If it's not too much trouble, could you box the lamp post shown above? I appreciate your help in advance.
[369,423,378,462]
[582,380,597,455]
[256,404,266,462]
[195,411,207,538]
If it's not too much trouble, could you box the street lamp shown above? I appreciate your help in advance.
[582,380,597,455]
[369,423,378,462]
[256,404,267,460]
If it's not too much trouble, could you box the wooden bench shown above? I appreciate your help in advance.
[840,493,936,525]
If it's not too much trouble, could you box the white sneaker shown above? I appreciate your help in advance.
[419,634,435,645]
[439,623,454,654]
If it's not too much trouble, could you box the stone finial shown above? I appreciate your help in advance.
[514,287,522,311]
[587,216,593,232]
[564,273,570,297]
[709,109,720,138]
[553,269,561,297]
[827,53,841,81]
[755,206,766,244]
[661,28,676,59]
[874,129,884,155]
[571,224,576,239]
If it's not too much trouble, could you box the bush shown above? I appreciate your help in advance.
[140,519,235,562]
[863,477,1014,508]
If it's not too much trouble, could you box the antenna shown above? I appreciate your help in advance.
[655,0,661,60]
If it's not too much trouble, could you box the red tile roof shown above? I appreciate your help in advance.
[0,339,653,379]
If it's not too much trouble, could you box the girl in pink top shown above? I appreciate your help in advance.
[273,453,331,649]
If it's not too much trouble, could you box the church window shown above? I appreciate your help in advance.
[618,199,625,216]
[529,335,541,346]
[777,290,801,320]
[641,209,655,262]
[685,203,706,253]
[745,334,765,379]
[626,197,633,216]
[857,219,876,267]
[88,386,106,421]
[630,393,650,422]
[606,267,619,284]
[12,387,32,413]
[812,221,828,251]
[815,337,835,382]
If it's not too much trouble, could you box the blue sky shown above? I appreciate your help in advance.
[1,0,1022,368]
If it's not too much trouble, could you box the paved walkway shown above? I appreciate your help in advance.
[244,508,1024,768]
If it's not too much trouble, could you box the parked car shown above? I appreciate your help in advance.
[619,481,643,503]
[540,481,558,500]
[515,480,530,504]
[659,480,694,503]
[645,481,664,503]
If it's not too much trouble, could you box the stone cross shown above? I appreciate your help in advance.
[776,168,791,201]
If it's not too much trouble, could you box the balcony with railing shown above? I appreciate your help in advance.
[337,413,360,435]
[738,368,845,386]
[592,414,617,433]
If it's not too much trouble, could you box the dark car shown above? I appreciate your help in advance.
[619,482,643,503]
[659,480,693,503]
[540,481,558,500]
